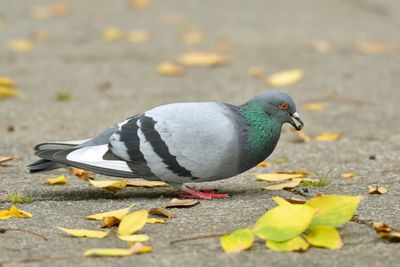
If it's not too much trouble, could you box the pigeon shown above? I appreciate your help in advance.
[28,91,303,199]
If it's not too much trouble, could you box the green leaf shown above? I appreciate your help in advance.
[254,204,316,241]
[220,228,254,253]
[306,195,362,227]
[266,236,309,252]
[304,226,343,249]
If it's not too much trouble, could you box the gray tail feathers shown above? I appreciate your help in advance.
[27,158,67,173]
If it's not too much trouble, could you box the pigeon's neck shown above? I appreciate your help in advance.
[238,101,282,167]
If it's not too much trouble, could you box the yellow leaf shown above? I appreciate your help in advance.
[220,228,254,253]
[266,69,303,87]
[266,236,310,252]
[102,27,123,42]
[302,102,327,112]
[256,173,304,182]
[306,195,362,227]
[275,171,312,175]
[118,209,149,236]
[146,218,166,224]
[0,76,16,87]
[257,162,272,167]
[372,222,400,242]
[128,242,153,253]
[58,227,109,238]
[355,42,397,54]
[306,40,331,53]
[130,0,152,10]
[272,197,291,206]
[178,52,229,66]
[304,226,343,249]
[88,179,128,193]
[71,168,94,180]
[163,198,200,208]
[0,156,14,164]
[156,62,185,76]
[102,216,121,228]
[47,175,68,185]
[86,204,135,220]
[341,172,355,179]
[182,30,204,45]
[127,30,149,43]
[254,204,316,241]
[262,179,302,190]
[9,39,34,52]
[126,180,168,187]
[368,185,388,195]
[0,87,19,99]
[0,205,32,220]
[148,207,175,218]
[314,132,342,141]
[118,234,150,242]
[248,67,264,78]
[84,248,135,257]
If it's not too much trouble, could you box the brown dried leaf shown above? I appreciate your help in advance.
[368,185,387,195]
[306,40,331,53]
[178,52,229,66]
[372,222,400,242]
[101,216,121,228]
[256,173,305,182]
[248,67,264,79]
[126,180,168,188]
[182,30,204,45]
[157,62,185,76]
[30,2,70,19]
[148,207,176,218]
[355,42,397,54]
[163,198,200,208]
[284,198,306,204]
[71,168,94,180]
[262,179,302,190]
[0,156,13,164]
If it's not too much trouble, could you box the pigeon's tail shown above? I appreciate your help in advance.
[27,158,67,173]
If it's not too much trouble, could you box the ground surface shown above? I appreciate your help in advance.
[1,0,400,266]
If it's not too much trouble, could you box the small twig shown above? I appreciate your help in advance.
[170,232,227,245]
[18,256,65,264]
[0,228,48,241]
[0,246,21,252]
[350,215,374,227]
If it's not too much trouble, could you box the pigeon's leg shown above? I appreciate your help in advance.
[178,185,230,200]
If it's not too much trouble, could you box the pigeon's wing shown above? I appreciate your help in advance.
[109,103,241,184]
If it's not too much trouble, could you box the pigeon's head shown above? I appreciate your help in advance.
[254,91,304,131]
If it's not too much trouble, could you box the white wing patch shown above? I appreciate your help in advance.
[66,145,131,172]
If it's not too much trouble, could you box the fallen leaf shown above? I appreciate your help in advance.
[355,42,397,54]
[0,156,13,164]
[72,168,94,180]
[32,31,51,43]
[58,227,108,238]
[84,244,152,257]
[0,205,32,220]
[341,172,356,179]
[8,39,34,52]
[127,30,149,43]
[118,234,150,242]
[372,222,400,242]
[266,69,303,87]
[86,204,135,220]
[256,173,305,182]
[304,226,343,249]
[47,175,68,185]
[148,207,175,218]
[248,67,264,78]
[266,236,309,252]
[292,129,312,142]
[118,209,149,236]
[163,198,200,208]
[182,30,204,45]
[368,185,388,195]
[285,198,306,204]
[302,102,327,112]
[220,228,254,253]
[0,87,19,99]
[253,204,316,241]
[257,162,272,167]
[0,76,16,87]
[274,171,313,175]
[88,179,128,193]
[126,180,168,187]
[102,27,123,42]
[272,197,291,206]
[314,132,342,141]
[130,0,152,10]
[30,2,70,19]
[306,40,331,53]
[261,179,302,190]
[101,216,121,228]
[156,62,185,76]
[178,52,229,66]
[306,195,362,227]
[146,218,166,224]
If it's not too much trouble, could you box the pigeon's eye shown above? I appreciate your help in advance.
[279,103,288,110]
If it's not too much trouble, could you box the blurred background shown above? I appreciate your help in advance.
[1,0,400,151]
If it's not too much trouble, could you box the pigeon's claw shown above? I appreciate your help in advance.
[179,186,230,200]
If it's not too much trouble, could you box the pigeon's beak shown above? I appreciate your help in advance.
[289,112,304,131]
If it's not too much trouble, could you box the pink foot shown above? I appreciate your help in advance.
[178,187,230,200]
